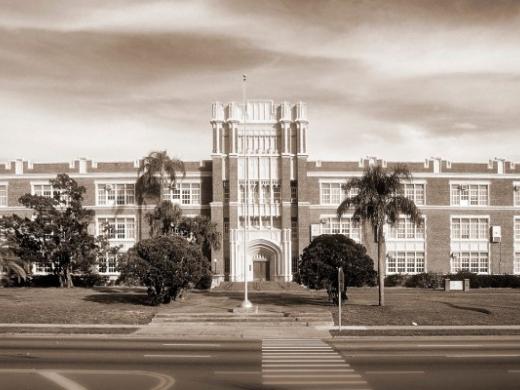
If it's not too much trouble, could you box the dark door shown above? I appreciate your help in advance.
[253,261,270,281]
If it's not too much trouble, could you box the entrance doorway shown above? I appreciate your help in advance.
[251,251,271,281]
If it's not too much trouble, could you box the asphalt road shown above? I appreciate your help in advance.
[1,335,520,389]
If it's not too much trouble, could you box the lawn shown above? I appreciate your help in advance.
[0,287,158,325]
[336,287,520,326]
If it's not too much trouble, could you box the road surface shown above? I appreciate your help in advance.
[1,335,520,389]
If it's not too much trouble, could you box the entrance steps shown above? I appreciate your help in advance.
[213,281,307,292]
[151,311,334,327]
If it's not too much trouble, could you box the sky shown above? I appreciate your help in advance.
[0,0,519,163]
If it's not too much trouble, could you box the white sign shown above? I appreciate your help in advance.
[450,280,463,291]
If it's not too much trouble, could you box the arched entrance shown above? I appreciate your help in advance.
[251,250,271,281]
[248,240,280,282]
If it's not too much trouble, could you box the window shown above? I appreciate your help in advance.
[402,183,425,205]
[451,184,489,206]
[320,182,358,205]
[98,254,118,274]
[514,184,520,207]
[387,251,425,274]
[32,184,54,198]
[451,252,488,273]
[164,182,201,205]
[515,253,520,275]
[320,182,343,205]
[291,218,298,241]
[223,181,229,202]
[272,183,281,203]
[0,185,6,207]
[515,218,520,242]
[451,217,489,240]
[34,261,52,274]
[320,217,361,241]
[388,218,425,240]
[290,181,298,204]
[223,218,229,240]
[97,183,135,206]
[98,217,135,240]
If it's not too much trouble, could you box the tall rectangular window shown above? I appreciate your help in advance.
[0,185,6,207]
[223,181,229,202]
[403,183,425,205]
[291,218,298,241]
[98,254,118,274]
[515,218,520,241]
[514,184,520,207]
[320,182,344,205]
[290,181,298,204]
[515,252,520,275]
[451,184,489,206]
[97,183,135,206]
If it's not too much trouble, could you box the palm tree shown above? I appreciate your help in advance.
[0,242,27,286]
[136,151,185,240]
[337,164,421,306]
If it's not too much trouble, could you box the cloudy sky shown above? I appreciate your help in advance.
[0,0,519,163]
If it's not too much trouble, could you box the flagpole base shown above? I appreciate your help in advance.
[232,302,258,314]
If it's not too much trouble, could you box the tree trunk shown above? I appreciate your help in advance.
[377,227,385,306]
[61,265,74,288]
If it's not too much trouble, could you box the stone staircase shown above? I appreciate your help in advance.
[151,311,333,327]
[213,281,307,292]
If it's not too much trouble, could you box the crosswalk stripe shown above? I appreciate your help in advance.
[261,338,371,389]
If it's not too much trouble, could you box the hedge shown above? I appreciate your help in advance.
[385,271,520,289]
[3,274,109,288]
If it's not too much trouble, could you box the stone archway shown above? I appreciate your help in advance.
[248,240,281,282]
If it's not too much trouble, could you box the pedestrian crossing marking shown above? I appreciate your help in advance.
[261,338,371,389]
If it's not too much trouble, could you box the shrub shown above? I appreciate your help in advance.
[448,272,520,289]
[71,274,109,288]
[298,234,377,304]
[384,274,409,287]
[118,235,210,305]
[195,272,213,290]
[405,272,444,289]
[29,274,60,287]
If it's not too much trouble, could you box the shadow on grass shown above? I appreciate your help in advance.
[437,301,492,315]
[83,293,149,306]
[207,290,332,308]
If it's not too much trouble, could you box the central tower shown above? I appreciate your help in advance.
[210,100,309,283]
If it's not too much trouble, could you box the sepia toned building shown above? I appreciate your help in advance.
[1,100,520,283]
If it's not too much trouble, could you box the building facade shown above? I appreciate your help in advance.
[1,100,520,282]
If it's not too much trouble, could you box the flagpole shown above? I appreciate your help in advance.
[240,74,253,309]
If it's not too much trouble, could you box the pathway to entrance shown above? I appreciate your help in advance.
[136,284,334,338]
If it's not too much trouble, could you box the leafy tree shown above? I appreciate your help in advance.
[136,151,185,240]
[177,215,221,261]
[146,200,183,237]
[146,200,221,261]
[337,164,421,306]
[0,174,98,287]
[298,234,376,304]
[118,235,209,305]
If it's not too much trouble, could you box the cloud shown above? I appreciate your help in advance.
[0,0,519,163]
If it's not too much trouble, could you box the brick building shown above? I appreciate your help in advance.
[1,100,520,282]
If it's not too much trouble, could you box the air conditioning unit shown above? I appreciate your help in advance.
[491,225,501,243]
